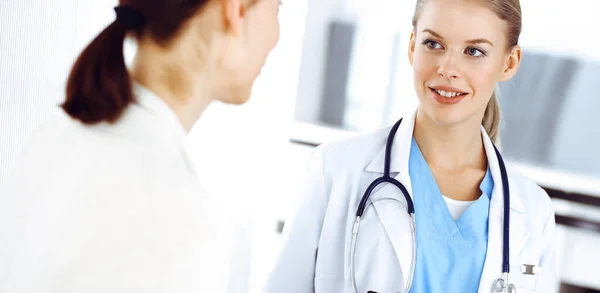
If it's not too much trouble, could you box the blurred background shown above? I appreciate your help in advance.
[1,0,600,292]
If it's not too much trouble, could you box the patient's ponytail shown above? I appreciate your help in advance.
[62,5,145,124]
[62,1,231,124]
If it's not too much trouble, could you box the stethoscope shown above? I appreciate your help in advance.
[350,118,517,293]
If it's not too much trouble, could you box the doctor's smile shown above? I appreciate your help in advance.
[428,85,469,105]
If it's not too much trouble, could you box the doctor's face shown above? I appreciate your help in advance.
[408,0,521,127]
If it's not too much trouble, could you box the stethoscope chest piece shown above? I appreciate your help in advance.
[493,277,517,293]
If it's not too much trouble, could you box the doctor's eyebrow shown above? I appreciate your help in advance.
[421,29,495,47]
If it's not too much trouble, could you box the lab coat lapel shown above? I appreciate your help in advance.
[478,129,529,292]
[132,82,198,176]
[365,110,417,289]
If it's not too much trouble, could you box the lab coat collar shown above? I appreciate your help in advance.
[131,82,197,175]
[481,127,526,213]
[365,109,416,175]
[364,109,525,213]
[478,124,529,292]
[362,110,416,289]
[132,82,188,139]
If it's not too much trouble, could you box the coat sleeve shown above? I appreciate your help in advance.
[262,146,330,293]
[535,202,557,292]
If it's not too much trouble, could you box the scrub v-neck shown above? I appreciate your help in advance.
[408,138,494,293]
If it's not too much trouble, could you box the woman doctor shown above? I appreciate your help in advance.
[263,0,556,292]
[0,0,280,292]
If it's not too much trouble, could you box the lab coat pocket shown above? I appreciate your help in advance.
[314,275,347,292]
[510,269,537,292]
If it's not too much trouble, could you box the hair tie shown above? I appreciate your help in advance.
[114,5,145,30]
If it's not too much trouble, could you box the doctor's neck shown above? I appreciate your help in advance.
[413,108,487,171]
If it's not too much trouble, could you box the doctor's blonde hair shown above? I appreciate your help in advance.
[411,0,523,144]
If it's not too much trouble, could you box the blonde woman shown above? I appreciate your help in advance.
[263,0,555,292]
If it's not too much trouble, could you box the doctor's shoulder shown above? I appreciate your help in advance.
[290,125,394,215]
[310,126,391,180]
[504,162,556,227]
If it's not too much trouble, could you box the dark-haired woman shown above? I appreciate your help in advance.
[0,1,280,292]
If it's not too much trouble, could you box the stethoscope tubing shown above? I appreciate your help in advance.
[351,117,512,293]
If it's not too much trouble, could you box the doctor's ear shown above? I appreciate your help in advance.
[499,45,522,81]
[221,0,245,36]
[408,29,416,66]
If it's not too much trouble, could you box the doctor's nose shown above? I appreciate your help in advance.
[437,55,461,79]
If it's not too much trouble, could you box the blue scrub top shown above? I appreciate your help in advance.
[408,138,494,293]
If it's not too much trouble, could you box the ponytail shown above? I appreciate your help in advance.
[482,89,501,144]
[62,5,145,124]
[62,21,132,124]
[61,1,218,124]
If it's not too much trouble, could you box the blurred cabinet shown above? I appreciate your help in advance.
[293,0,418,132]
[497,52,600,177]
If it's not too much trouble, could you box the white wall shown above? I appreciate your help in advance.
[0,0,118,186]
[519,0,600,62]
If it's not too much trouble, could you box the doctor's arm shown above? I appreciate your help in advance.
[535,203,557,292]
[262,147,329,293]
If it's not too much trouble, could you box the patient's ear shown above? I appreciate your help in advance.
[222,0,244,37]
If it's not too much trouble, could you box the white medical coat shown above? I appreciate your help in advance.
[263,110,557,293]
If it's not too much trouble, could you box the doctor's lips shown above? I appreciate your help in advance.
[428,85,468,98]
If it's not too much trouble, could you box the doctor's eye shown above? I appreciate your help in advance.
[421,39,443,50]
[465,46,487,58]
